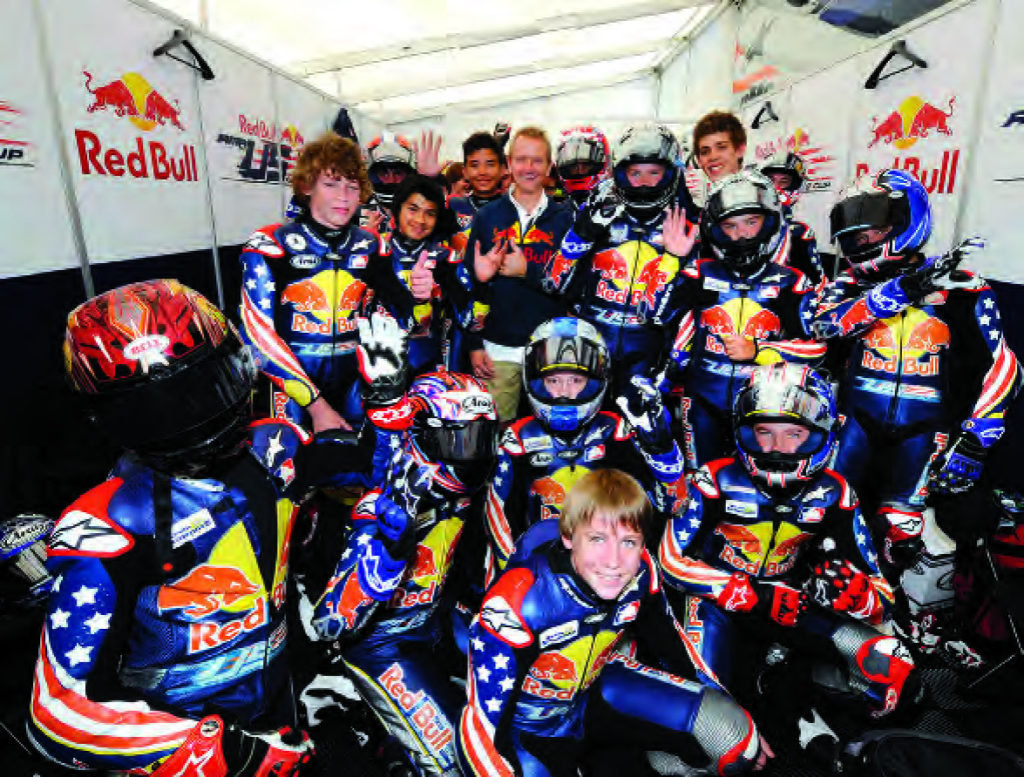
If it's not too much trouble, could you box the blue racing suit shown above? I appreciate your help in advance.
[657,259,826,469]
[239,215,415,427]
[811,265,1020,557]
[541,183,700,397]
[383,231,479,375]
[28,418,390,772]
[458,520,762,777]
[779,212,825,288]
[658,458,915,721]
[484,411,686,586]
[313,429,477,777]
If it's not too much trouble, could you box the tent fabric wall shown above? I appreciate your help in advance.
[0,0,360,516]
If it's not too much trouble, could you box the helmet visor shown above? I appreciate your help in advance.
[734,379,833,434]
[417,418,498,463]
[88,336,255,453]
[830,192,907,255]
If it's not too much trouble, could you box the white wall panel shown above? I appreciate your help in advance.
[40,0,213,264]
[0,0,81,277]
[959,0,1024,283]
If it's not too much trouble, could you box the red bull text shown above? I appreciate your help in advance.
[379,663,453,753]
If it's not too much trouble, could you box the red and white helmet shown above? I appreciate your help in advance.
[64,279,255,470]
[556,125,611,198]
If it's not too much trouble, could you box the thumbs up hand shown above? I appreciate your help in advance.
[410,250,436,302]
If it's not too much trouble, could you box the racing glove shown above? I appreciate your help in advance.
[898,237,985,301]
[804,557,882,622]
[572,178,626,242]
[356,313,408,406]
[876,506,924,568]
[153,716,313,777]
[616,375,674,454]
[714,572,805,627]
[929,432,987,495]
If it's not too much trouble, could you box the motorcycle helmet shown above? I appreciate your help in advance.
[702,170,786,276]
[733,363,838,491]
[523,317,610,436]
[64,280,256,473]
[759,151,806,208]
[365,133,416,209]
[556,126,611,204]
[829,169,932,266]
[0,514,54,613]
[611,123,681,214]
[407,372,498,495]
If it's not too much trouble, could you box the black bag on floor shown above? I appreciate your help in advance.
[847,729,1024,777]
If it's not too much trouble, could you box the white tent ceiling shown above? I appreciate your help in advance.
[147,0,715,124]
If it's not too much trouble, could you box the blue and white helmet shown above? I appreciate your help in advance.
[523,317,609,436]
[829,169,932,264]
[733,363,837,491]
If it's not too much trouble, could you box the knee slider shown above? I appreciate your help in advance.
[834,623,918,719]
[692,689,759,776]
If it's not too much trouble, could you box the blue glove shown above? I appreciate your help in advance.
[929,432,987,495]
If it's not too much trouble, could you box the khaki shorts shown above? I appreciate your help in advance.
[486,360,523,422]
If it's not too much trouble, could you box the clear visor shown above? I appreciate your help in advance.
[557,136,606,169]
[708,178,776,223]
[734,380,833,433]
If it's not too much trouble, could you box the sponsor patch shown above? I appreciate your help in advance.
[524,435,552,452]
[285,233,307,252]
[725,499,758,518]
[539,620,579,649]
[530,452,553,466]
[171,509,216,549]
[289,254,319,270]
[704,277,730,293]
[614,600,640,625]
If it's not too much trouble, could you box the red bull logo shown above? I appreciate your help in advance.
[765,527,812,576]
[531,468,590,522]
[634,259,671,309]
[379,663,453,753]
[715,523,770,575]
[283,271,366,335]
[530,652,580,682]
[157,565,267,653]
[523,225,554,245]
[859,95,960,195]
[84,71,184,132]
[77,70,197,182]
[860,310,949,377]
[701,299,780,353]
[393,516,462,607]
[158,565,262,618]
[330,574,372,630]
[548,253,575,285]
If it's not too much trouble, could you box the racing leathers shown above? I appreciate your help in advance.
[239,214,416,427]
[657,259,826,469]
[383,231,479,376]
[810,264,1020,562]
[28,418,391,772]
[484,410,686,585]
[779,213,825,288]
[658,458,916,720]
[458,519,763,777]
[541,181,700,397]
[448,192,503,256]
[312,416,476,777]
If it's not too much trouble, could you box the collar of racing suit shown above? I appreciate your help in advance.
[391,231,428,259]
[300,212,354,250]
[468,191,502,211]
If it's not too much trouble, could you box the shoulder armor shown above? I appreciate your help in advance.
[243,225,285,258]
[50,478,136,558]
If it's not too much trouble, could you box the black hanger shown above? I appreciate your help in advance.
[154,29,215,81]
[864,39,927,89]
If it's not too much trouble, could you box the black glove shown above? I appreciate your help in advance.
[573,179,626,243]
[929,432,987,495]
[899,237,984,301]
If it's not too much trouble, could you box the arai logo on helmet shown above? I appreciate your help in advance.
[461,394,494,416]
[124,334,170,360]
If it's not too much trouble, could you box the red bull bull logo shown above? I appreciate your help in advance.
[859,95,960,195]
[860,310,949,377]
[329,573,372,631]
[531,468,590,522]
[530,652,580,682]
[701,299,780,353]
[84,71,184,132]
[765,527,812,576]
[157,565,267,653]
